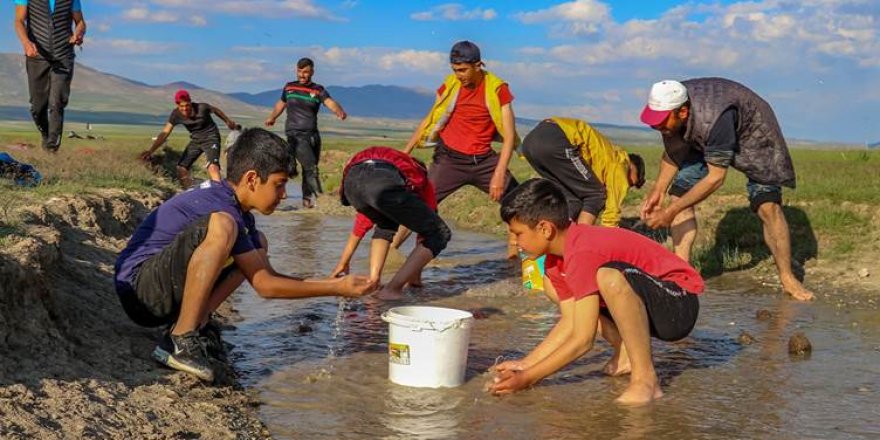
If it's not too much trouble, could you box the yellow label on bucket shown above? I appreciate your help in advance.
[521,254,546,291]
[389,343,410,365]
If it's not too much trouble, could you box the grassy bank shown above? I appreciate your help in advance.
[3,124,878,282]
[314,139,880,279]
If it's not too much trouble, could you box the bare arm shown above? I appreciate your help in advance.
[640,151,680,220]
[234,248,375,298]
[209,104,237,130]
[324,97,347,120]
[517,280,580,368]
[264,100,286,127]
[488,103,517,201]
[140,123,174,158]
[403,114,431,154]
[14,6,38,57]
[492,294,600,394]
[666,163,726,216]
[69,11,86,45]
[331,233,362,278]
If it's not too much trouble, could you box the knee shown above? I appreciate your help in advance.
[372,227,397,242]
[596,267,628,296]
[755,200,782,221]
[422,222,452,257]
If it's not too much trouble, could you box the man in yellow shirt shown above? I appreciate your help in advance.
[521,117,645,227]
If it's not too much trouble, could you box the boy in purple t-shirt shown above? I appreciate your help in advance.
[115,128,375,382]
[490,179,704,405]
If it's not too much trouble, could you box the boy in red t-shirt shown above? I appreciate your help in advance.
[490,178,704,405]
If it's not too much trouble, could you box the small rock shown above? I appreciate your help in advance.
[788,332,812,356]
[858,268,870,278]
[756,309,772,320]
[296,323,313,334]
[737,330,756,345]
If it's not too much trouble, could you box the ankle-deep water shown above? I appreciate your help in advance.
[226,188,880,440]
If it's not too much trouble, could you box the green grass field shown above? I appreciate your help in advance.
[2,121,878,275]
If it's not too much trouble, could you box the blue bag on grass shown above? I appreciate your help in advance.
[0,152,43,187]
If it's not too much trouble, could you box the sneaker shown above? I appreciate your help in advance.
[199,321,225,361]
[152,331,215,382]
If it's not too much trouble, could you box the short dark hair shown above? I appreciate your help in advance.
[500,178,571,229]
[628,153,646,188]
[297,57,314,69]
[227,128,291,184]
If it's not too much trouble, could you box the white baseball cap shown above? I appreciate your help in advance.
[640,80,688,126]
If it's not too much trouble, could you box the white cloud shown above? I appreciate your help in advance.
[515,0,610,35]
[148,0,345,21]
[88,38,180,55]
[518,0,879,73]
[122,6,194,24]
[411,4,497,21]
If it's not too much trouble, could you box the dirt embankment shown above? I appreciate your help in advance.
[0,190,270,439]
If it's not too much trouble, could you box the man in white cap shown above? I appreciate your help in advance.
[639,78,814,301]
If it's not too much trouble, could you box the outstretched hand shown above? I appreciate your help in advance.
[489,369,533,395]
[489,171,506,202]
[338,274,378,298]
[640,190,663,221]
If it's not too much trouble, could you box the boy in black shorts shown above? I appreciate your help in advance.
[140,89,238,188]
[489,179,703,405]
[116,128,376,382]
[331,146,451,298]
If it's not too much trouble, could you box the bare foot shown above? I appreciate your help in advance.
[781,276,815,301]
[603,352,632,377]
[376,286,406,301]
[615,380,663,405]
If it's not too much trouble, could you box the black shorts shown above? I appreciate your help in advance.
[344,161,451,257]
[521,121,607,219]
[118,216,235,327]
[177,139,222,170]
[599,262,699,341]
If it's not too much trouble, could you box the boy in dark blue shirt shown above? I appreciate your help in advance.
[115,128,375,382]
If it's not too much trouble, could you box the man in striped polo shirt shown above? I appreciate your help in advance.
[13,0,86,152]
[265,57,348,209]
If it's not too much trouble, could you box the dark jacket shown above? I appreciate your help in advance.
[26,0,76,61]
[665,77,796,187]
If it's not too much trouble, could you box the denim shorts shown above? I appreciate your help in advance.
[669,159,782,211]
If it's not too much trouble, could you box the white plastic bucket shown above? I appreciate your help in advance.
[381,306,474,388]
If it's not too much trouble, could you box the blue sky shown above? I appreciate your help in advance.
[2,0,878,143]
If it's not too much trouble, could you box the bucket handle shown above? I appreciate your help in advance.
[381,312,470,332]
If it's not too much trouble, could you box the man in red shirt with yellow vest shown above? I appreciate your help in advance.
[403,41,519,256]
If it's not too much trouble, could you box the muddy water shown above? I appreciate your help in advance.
[227,193,880,440]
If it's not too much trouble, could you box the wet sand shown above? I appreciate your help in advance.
[228,204,880,440]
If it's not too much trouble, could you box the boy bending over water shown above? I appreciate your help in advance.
[490,179,703,404]
[115,128,375,382]
[331,146,451,298]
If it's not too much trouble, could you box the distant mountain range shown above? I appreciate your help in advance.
[0,53,857,147]
[231,85,436,120]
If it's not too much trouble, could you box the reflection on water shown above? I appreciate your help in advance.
[226,190,880,440]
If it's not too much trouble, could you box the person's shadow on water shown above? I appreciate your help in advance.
[696,206,817,280]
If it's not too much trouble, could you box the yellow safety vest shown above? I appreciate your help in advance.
[551,117,632,227]
[418,71,520,149]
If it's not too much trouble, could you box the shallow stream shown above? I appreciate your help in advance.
[227,189,879,439]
